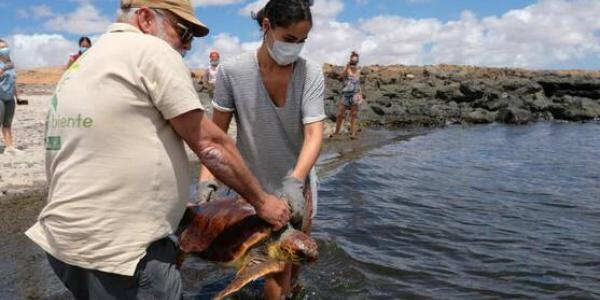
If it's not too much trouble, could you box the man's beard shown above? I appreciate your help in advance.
[154,24,187,58]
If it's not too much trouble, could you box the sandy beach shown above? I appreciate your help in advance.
[0,93,50,203]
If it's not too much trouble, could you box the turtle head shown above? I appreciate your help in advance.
[270,227,318,264]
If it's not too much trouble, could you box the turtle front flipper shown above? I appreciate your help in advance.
[214,254,286,300]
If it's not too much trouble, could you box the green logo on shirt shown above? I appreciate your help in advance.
[49,114,94,129]
[46,136,61,151]
[45,94,95,151]
[51,95,58,112]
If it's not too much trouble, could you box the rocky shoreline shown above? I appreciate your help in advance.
[321,64,600,127]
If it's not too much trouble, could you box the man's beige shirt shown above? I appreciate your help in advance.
[26,23,203,276]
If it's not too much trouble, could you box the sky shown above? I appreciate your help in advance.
[1,0,600,70]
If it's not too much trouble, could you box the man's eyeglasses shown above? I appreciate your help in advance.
[152,9,194,44]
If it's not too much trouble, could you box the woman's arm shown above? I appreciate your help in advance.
[199,109,234,181]
[340,64,349,78]
[290,121,324,181]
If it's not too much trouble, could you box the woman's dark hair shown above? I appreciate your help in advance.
[350,51,359,59]
[253,0,313,29]
[79,36,92,47]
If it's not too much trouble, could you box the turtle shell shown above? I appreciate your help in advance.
[179,196,272,263]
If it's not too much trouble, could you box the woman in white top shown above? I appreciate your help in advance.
[197,0,325,298]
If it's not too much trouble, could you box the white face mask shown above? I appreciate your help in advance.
[0,47,10,58]
[267,31,304,66]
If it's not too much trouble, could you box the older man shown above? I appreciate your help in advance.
[25,0,290,299]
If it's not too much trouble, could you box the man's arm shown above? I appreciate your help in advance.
[170,109,289,230]
[199,109,234,182]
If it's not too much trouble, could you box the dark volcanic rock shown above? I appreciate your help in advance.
[321,64,600,128]
[548,96,600,121]
[463,109,496,124]
[538,78,600,99]
[497,107,532,124]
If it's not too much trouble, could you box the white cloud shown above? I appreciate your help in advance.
[16,5,55,19]
[31,5,54,18]
[6,34,76,70]
[44,3,111,35]
[311,0,344,20]
[239,0,268,17]
[192,0,245,7]
[429,0,600,67]
[186,33,260,68]
[11,0,600,70]
[231,0,600,68]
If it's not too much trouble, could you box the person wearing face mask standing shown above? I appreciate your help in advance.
[25,1,291,299]
[0,39,22,155]
[197,0,324,298]
[67,36,92,69]
[332,51,363,139]
[203,50,220,99]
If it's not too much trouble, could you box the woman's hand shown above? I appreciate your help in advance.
[355,93,364,105]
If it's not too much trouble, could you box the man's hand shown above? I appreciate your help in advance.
[281,176,305,226]
[194,180,218,205]
[255,194,290,231]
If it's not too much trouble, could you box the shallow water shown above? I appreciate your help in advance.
[310,122,600,299]
[2,123,600,299]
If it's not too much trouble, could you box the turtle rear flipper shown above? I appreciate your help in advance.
[214,254,286,300]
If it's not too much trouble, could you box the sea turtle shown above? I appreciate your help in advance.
[178,196,318,300]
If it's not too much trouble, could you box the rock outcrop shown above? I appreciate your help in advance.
[323,64,600,127]
[17,65,600,128]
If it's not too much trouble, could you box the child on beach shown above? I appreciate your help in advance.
[0,39,22,155]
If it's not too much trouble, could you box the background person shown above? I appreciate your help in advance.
[0,39,22,155]
[197,0,325,298]
[66,36,92,68]
[203,50,221,99]
[25,1,289,299]
[332,51,363,139]
[203,50,220,86]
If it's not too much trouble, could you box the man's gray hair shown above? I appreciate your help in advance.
[117,7,170,23]
[116,7,140,22]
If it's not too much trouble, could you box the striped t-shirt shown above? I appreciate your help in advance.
[212,51,326,198]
